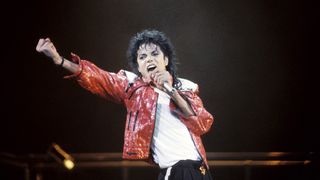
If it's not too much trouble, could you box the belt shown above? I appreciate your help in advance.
[161,160,207,176]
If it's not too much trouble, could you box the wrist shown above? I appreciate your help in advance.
[163,83,175,95]
[167,87,177,97]
[53,56,65,67]
[52,54,61,64]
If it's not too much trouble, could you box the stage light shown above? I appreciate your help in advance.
[48,143,75,170]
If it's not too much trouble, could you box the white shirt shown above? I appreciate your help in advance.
[151,88,201,168]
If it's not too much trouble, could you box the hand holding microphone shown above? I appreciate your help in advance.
[150,71,174,94]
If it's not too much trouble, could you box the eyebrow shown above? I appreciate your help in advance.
[137,53,146,58]
[137,44,158,55]
[153,46,159,53]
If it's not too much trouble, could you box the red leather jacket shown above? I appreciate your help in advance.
[66,53,214,168]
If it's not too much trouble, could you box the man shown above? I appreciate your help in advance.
[36,29,214,180]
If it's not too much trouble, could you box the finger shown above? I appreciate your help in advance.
[37,38,51,51]
[152,71,160,83]
[156,72,167,83]
[43,38,52,46]
[45,38,51,42]
[150,73,159,86]
[163,71,172,82]
[38,41,51,52]
[36,38,44,52]
[150,71,158,81]
[41,38,50,46]
[155,73,164,85]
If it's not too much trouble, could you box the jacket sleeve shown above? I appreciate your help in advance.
[171,88,214,136]
[64,53,129,104]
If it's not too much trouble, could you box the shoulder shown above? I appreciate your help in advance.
[178,78,199,93]
[118,70,139,84]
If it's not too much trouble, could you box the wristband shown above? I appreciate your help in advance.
[59,56,65,67]
[164,83,176,96]
[168,87,176,96]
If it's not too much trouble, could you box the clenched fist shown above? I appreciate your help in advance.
[36,38,61,64]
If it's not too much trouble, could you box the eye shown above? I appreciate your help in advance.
[152,51,159,56]
[138,54,146,60]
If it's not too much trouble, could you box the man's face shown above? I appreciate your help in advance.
[137,43,168,83]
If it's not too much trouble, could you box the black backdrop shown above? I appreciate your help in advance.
[1,0,318,156]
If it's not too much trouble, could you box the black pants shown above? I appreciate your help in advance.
[158,160,213,180]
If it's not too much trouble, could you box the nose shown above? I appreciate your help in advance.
[147,57,154,63]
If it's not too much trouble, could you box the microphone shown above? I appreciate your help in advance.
[163,82,174,94]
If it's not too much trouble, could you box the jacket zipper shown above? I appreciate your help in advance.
[125,83,133,93]
[133,111,139,131]
[127,111,132,130]
[188,130,205,166]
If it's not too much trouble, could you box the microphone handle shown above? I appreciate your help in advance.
[163,82,173,93]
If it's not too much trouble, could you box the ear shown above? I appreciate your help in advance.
[164,57,169,66]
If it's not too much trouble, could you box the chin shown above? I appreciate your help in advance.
[141,76,151,83]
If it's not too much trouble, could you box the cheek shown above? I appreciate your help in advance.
[137,65,142,73]
[136,61,141,70]
[137,63,144,73]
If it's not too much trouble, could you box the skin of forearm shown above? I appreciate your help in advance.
[53,56,80,74]
[171,90,195,117]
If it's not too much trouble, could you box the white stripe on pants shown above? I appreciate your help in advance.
[164,167,172,180]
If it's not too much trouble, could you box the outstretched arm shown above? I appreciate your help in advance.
[36,38,129,103]
[36,38,79,73]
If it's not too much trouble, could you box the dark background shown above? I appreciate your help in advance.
[1,0,319,179]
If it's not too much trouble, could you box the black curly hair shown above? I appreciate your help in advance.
[127,29,181,89]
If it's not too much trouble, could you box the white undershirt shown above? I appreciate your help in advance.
[151,88,201,169]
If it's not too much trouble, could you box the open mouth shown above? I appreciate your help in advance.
[147,65,157,72]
